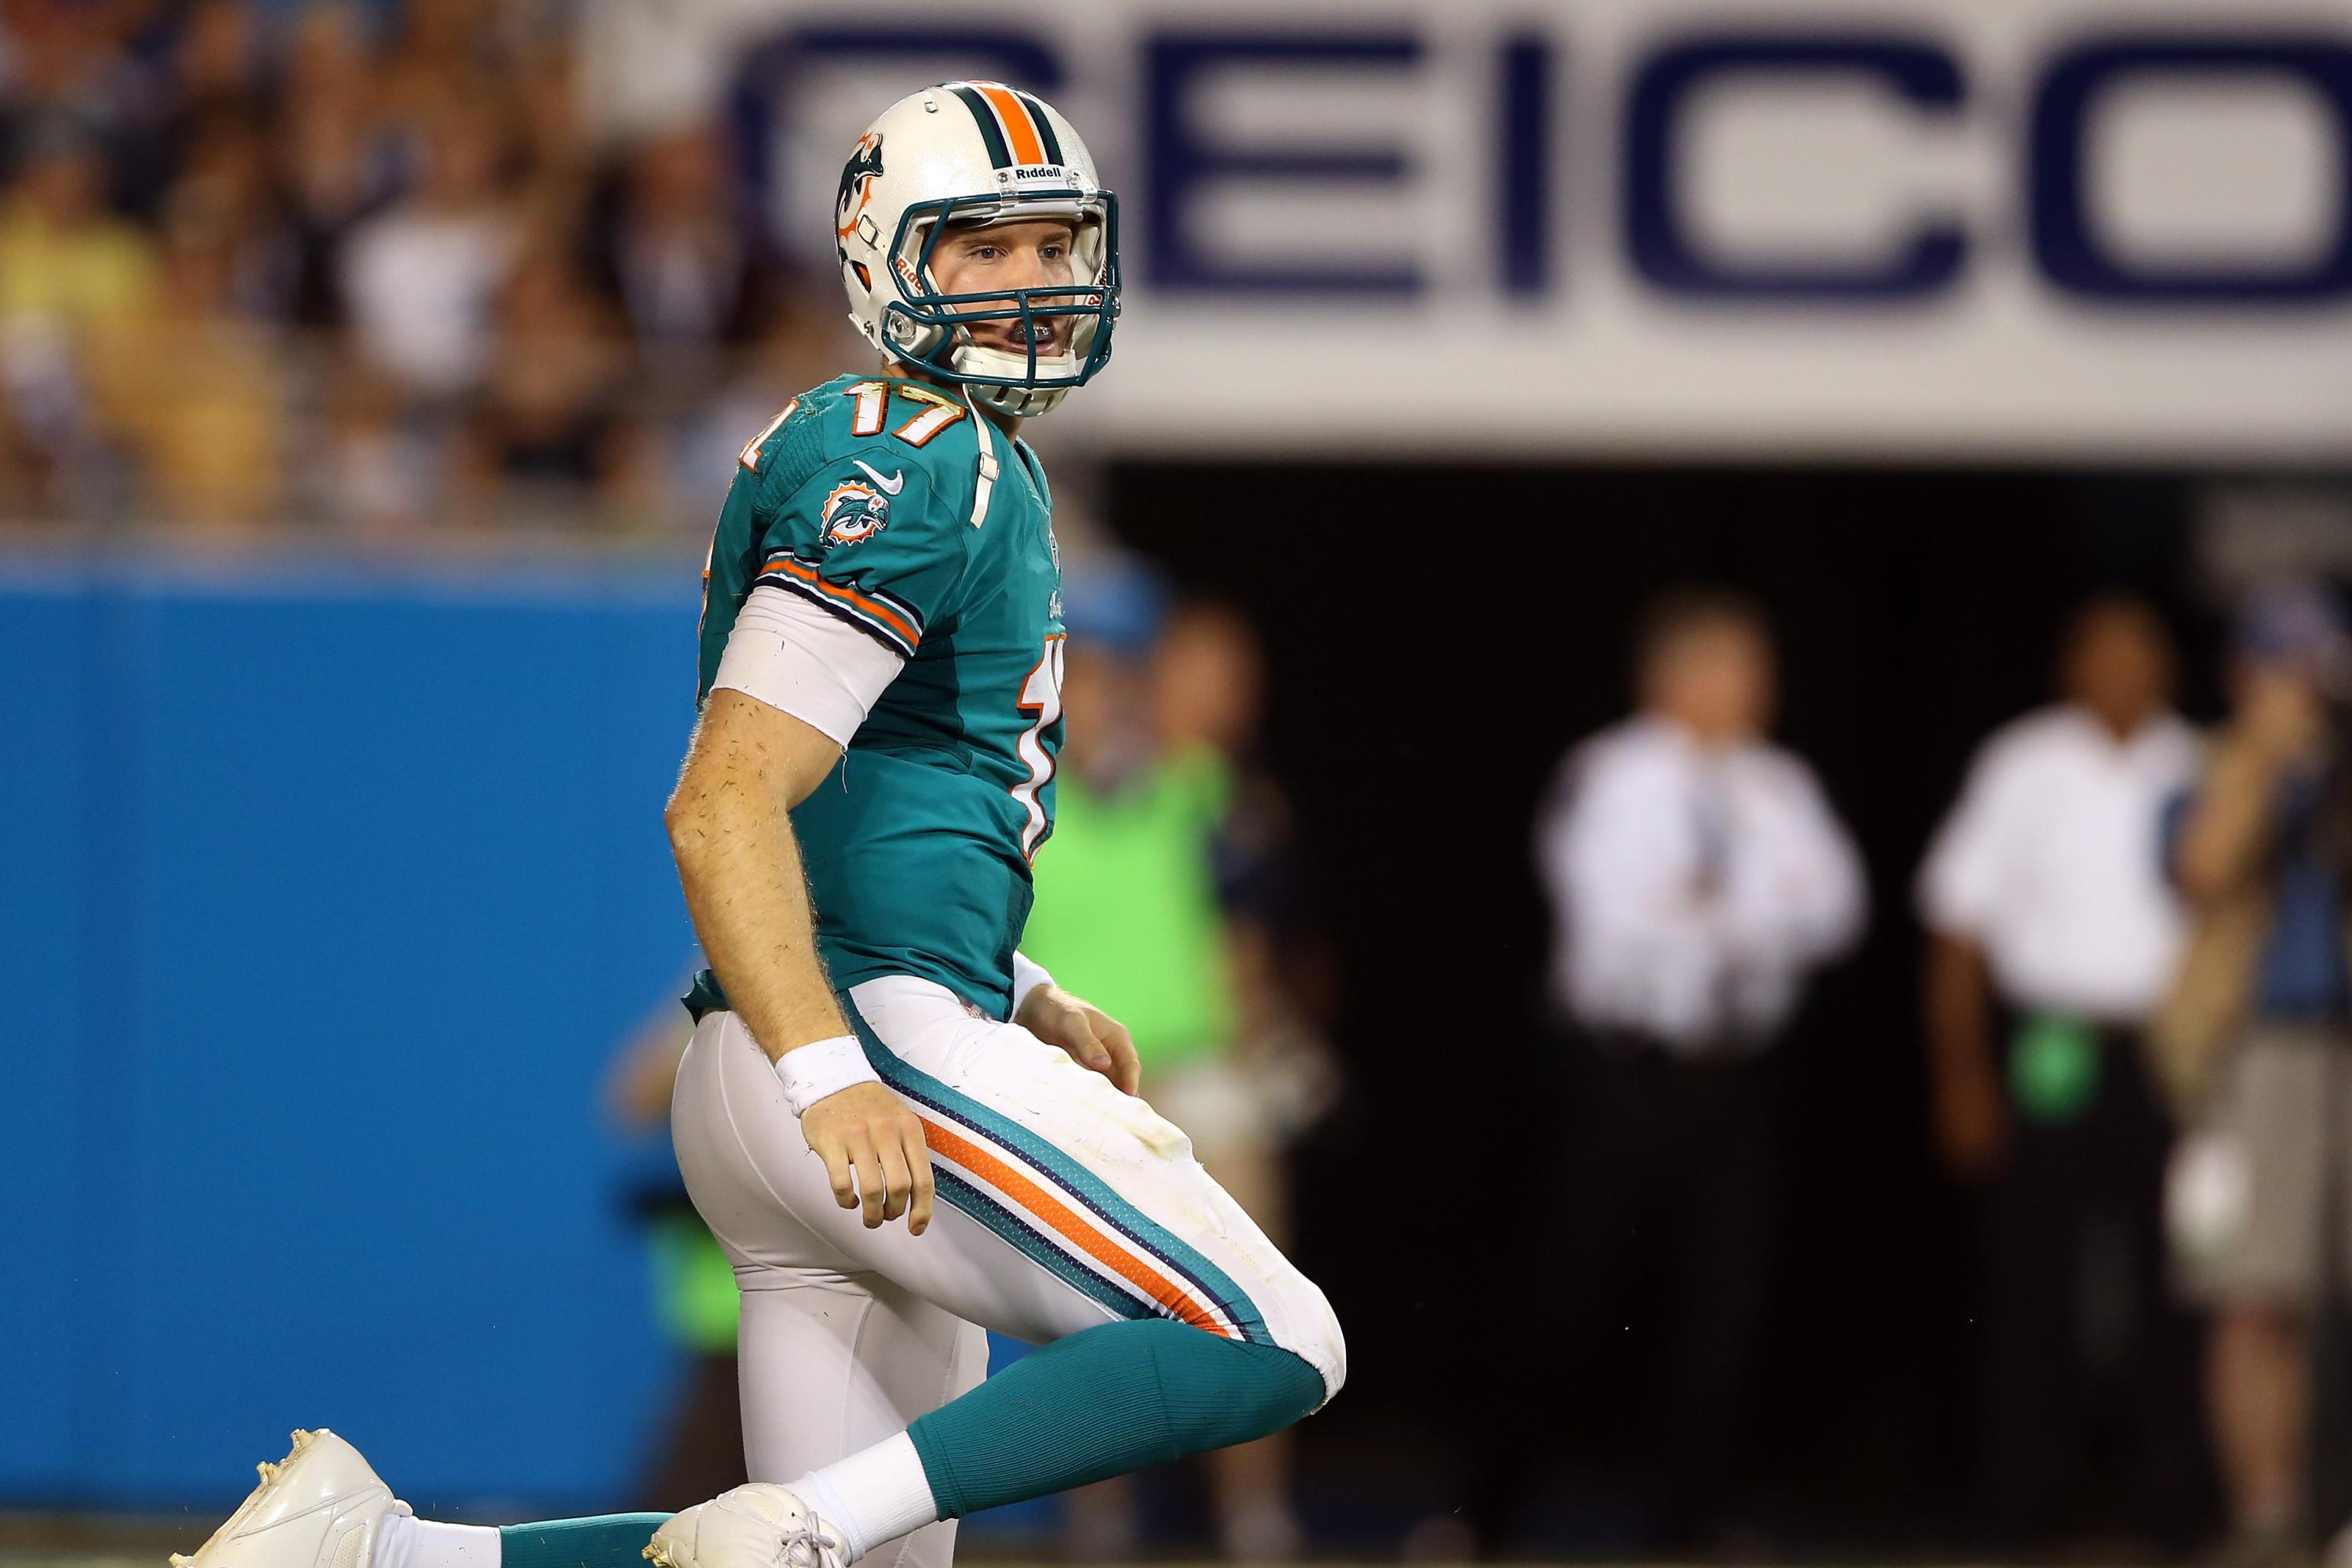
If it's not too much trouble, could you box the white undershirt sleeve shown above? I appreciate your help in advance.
[1010,951,1055,1018]
[712,583,905,746]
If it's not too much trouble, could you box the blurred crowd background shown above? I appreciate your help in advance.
[8,2,2352,1566]
[0,0,854,534]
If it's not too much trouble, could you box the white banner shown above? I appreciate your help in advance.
[718,0,2352,461]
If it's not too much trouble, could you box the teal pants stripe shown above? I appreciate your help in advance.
[844,1001,1273,1344]
[931,1166,1149,1322]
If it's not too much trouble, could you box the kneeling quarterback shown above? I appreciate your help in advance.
[175,81,1343,1568]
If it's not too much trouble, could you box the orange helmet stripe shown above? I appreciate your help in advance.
[972,81,1048,166]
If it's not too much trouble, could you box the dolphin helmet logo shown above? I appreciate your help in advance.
[836,132,886,239]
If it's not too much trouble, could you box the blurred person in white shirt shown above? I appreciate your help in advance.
[1918,593,2210,1551]
[1515,586,1864,1549]
[338,98,517,401]
[1541,598,1866,1054]
[331,99,518,525]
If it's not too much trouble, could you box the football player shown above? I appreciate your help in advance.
[175,82,1343,1568]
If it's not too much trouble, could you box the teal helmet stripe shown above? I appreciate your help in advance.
[1013,90,1066,165]
[946,83,1014,168]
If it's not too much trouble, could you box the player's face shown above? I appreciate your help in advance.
[931,217,1080,356]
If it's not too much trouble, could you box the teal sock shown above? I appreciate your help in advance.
[497,1515,670,1568]
[904,1318,1325,1518]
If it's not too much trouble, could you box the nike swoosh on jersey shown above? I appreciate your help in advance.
[851,459,906,495]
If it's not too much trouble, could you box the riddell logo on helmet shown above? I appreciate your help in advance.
[991,164,1075,194]
[836,132,885,239]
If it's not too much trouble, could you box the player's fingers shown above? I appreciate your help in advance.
[858,1145,893,1228]
[874,1121,913,1223]
[901,1116,936,1236]
[1064,1014,1115,1076]
[814,1127,858,1210]
[843,1128,887,1227]
[1099,1018,1142,1096]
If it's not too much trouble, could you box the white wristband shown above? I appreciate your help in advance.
[773,1034,880,1116]
[1010,952,1055,1017]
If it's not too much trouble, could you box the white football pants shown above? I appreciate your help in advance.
[669,976,1346,1568]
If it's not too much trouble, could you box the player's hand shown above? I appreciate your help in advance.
[802,1081,935,1233]
[1017,985,1142,1096]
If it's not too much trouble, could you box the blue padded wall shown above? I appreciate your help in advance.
[0,551,707,1513]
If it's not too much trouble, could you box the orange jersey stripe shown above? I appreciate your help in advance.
[763,557,920,648]
[975,82,1048,166]
[923,1117,1234,1337]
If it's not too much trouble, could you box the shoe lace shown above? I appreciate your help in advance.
[777,1526,841,1568]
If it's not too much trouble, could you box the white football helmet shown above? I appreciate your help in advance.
[835,82,1119,419]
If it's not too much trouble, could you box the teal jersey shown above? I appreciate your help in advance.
[689,372,1064,1020]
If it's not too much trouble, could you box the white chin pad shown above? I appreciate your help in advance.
[972,382,1070,418]
[954,341,1079,384]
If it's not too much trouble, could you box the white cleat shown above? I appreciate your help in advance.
[644,1485,848,1568]
[171,1429,410,1568]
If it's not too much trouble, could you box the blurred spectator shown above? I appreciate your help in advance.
[87,173,286,524]
[274,2,394,328]
[605,988,748,1512]
[161,0,266,147]
[338,96,514,400]
[573,0,773,147]
[458,224,647,524]
[597,118,773,354]
[514,38,590,206]
[371,0,509,136]
[593,113,785,507]
[0,116,156,334]
[0,117,155,504]
[170,111,299,320]
[0,0,172,217]
[1021,570,1334,1560]
[1916,593,2209,1550]
[328,93,518,524]
[2159,581,2352,1568]
[1151,600,1341,1241]
[1512,586,1865,1548]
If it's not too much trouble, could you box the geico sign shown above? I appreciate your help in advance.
[760,22,2352,306]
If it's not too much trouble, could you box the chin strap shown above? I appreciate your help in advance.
[963,383,998,528]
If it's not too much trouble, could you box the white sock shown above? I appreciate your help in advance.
[375,1514,501,1568]
[787,1432,939,1563]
